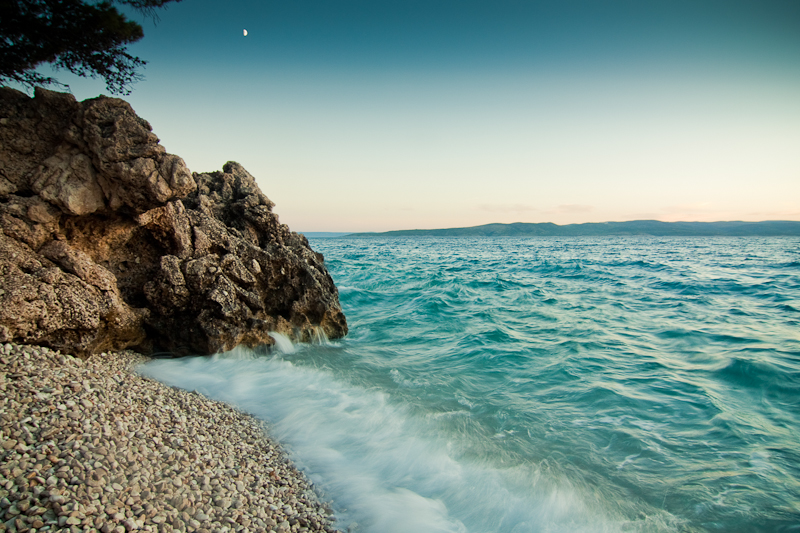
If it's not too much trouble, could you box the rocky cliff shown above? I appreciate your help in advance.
[0,87,347,356]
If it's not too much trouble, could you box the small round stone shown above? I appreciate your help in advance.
[0,343,341,533]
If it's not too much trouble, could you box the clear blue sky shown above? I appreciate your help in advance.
[19,0,800,232]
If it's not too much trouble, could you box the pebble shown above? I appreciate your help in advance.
[0,343,340,533]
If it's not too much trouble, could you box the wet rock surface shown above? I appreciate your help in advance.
[0,88,346,356]
[0,342,341,533]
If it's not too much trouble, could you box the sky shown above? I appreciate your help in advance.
[14,0,800,232]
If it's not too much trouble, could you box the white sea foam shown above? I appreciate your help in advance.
[141,348,676,533]
[268,332,296,354]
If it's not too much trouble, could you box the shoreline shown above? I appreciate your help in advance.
[0,343,340,533]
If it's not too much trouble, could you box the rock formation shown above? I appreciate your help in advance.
[0,87,347,356]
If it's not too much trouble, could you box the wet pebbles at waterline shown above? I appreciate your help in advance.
[0,343,339,533]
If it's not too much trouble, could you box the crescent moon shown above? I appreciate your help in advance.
[243,29,248,36]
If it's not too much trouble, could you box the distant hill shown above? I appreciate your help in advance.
[346,220,800,237]
[300,232,353,238]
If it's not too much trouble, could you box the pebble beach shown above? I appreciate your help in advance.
[0,343,340,533]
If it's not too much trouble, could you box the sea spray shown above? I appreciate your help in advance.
[143,344,680,533]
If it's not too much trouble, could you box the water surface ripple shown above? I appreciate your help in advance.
[143,237,800,533]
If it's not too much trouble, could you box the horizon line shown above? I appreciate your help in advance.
[300,218,800,235]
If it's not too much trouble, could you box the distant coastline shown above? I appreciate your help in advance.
[343,220,800,238]
[301,232,354,238]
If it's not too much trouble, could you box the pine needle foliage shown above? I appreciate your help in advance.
[0,0,181,94]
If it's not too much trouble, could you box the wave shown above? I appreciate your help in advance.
[141,344,683,533]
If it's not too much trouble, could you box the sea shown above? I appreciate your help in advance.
[141,237,800,533]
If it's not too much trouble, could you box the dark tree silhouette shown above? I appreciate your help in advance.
[0,0,182,94]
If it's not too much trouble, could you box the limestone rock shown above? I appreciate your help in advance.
[0,87,347,356]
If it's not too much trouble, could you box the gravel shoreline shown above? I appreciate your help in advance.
[0,343,340,533]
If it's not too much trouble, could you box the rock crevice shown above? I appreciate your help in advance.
[0,87,347,356]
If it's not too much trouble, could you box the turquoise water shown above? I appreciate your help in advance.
[142,237,800,533]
